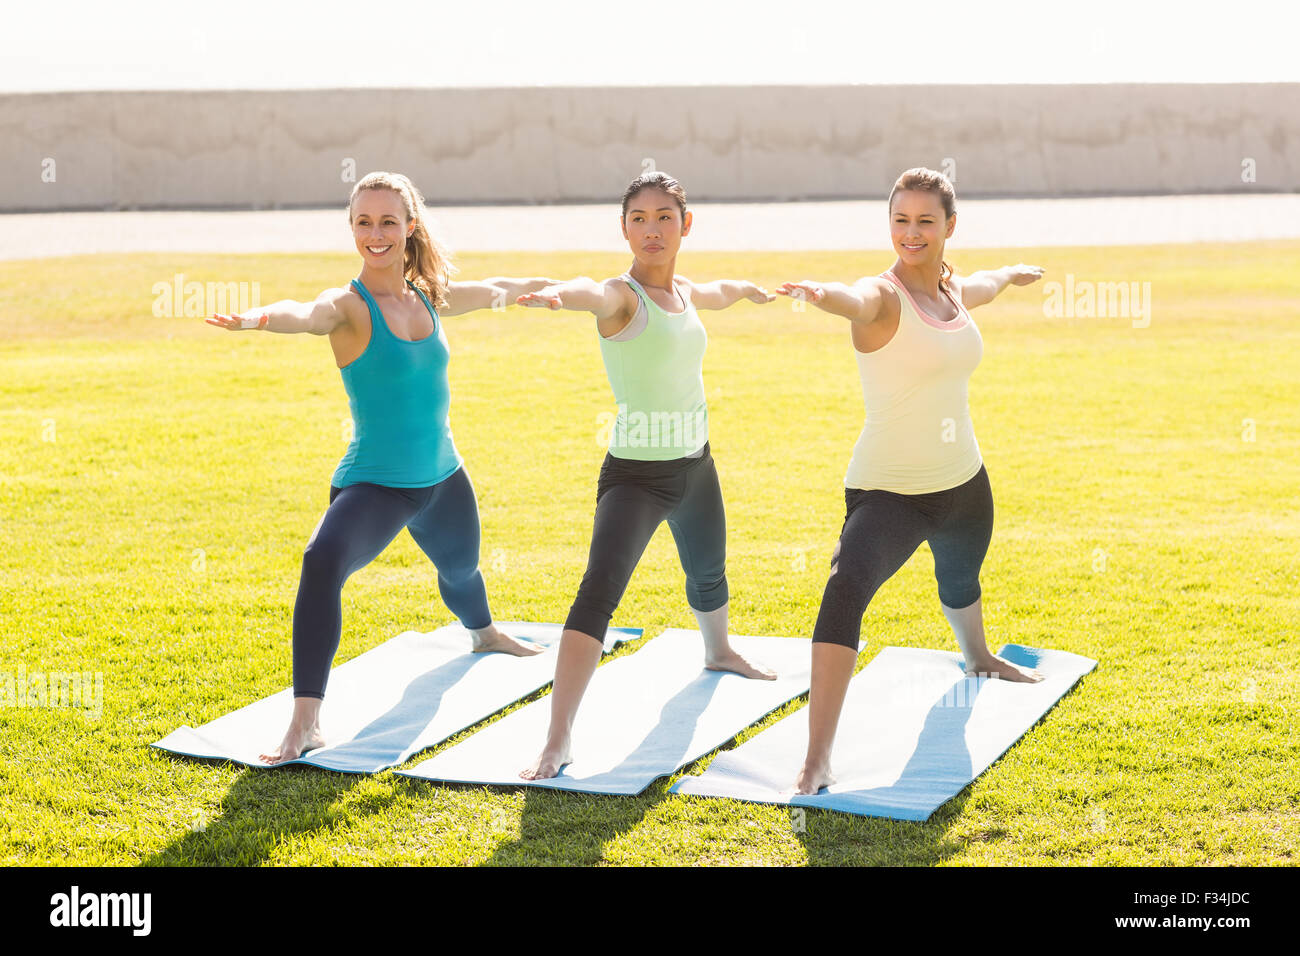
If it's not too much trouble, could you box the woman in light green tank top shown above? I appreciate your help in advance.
[515,171,779,781]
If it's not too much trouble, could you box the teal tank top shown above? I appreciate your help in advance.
[331,278,462,488]
[598,273,709,461]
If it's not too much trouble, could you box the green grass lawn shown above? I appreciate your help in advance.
[0,243,1296,866]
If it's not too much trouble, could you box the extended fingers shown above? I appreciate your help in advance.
[776,281,823,301]
[209,311,261,329]
[516,293,561,309]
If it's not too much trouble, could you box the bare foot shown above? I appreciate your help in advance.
[705,650,777,680]
[520,740,572,780]
[471,625,544,657]
[965,655,1044,683]
[793,759,835,795]
[260,723,325,765]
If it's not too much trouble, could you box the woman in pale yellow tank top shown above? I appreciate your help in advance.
[776,167,1047,795]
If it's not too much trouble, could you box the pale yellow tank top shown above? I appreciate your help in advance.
[843,271,984,493]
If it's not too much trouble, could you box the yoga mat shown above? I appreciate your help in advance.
[152,622,639,773]
[671,644,1096,820]
[398,629,812,795]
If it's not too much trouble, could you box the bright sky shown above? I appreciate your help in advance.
[5,0,1299,91]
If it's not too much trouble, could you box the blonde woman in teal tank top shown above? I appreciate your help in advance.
[206,172,557,764]
[515,171,779,781]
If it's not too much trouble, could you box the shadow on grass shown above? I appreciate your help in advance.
[797,675,994,865]
[142,760,366,866]
[140,654,493,866]
[794,790,976,866]
[475,672,722,866]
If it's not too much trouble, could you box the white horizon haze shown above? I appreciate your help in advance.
[4,0,1298,93]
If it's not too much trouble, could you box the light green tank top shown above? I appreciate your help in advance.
[598,273,709,460]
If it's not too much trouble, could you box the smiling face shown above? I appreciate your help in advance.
[621,187,692,264]
[889,189,955,267]
[350,187,412,266]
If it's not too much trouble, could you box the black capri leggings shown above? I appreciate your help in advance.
[565,443,728,641]
[811,465,994,649]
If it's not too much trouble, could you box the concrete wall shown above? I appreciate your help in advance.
[2,84,1294,211]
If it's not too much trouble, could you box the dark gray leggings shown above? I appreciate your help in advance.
[565,444,728,641]
[812,465,994,648]
[292,468,492,698]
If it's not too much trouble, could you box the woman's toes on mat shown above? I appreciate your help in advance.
[519,743,572,780]
[260,725,326,764]
[704,649,778,680]
[965,654,1044,683]
[793,760,835,795]
[471,625,545,657]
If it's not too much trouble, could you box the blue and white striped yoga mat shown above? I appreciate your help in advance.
[152,622,638,773]
[671,644,1096,820]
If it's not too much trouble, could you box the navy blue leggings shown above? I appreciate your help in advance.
[811,465,994,648]
[565,444,728,642]
[292,467,492,698]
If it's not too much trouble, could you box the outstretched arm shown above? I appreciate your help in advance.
[443,277,561,317]
[680,278,774,310]
[957,264,1044,309]
[206,287,349,334]
[517,277,639,338]
[775,277,888,325]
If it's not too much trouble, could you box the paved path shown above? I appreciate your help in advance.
[2,194,1296,260]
